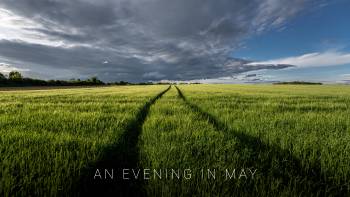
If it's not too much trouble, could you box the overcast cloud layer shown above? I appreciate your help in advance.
[0,0,308,81]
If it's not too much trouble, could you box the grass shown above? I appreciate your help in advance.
[178,84,350,196]
[1,84,350,196]
[0,85,168,196]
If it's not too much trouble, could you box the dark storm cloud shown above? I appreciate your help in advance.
[0,0,307,81]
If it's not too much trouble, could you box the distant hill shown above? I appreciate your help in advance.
[273,81,323,85]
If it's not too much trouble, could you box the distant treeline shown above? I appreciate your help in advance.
[274,81,323,85]
[0,71,105,87]
[0,71,193,87]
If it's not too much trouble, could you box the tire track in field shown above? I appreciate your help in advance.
[175,86,348,196]
[76,86,171,196]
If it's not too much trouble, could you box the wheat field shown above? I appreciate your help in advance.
[1,85,349,196]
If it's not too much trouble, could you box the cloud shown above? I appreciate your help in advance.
[142,71,166,80]
[0,0,308,81]
[340,74,350,82]
[248,51,350,68]
[183,74,278,84]
[341,74,350,78]
[0,63,30,73]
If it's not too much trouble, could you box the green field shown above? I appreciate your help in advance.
[1,85,350,196]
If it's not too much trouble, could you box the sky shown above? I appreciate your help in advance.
[0,0,349,83]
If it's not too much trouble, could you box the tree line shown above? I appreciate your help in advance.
[0,71,105,87]
[0,71,182,87]
[273,81,323,85]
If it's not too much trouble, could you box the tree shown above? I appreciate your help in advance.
[0,72,6,81]
[91,76,98,83]
[8,71,23,81]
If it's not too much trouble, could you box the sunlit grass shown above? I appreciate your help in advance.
[1,84,350,196]
[0,85,167,196]
[177,84,350,196]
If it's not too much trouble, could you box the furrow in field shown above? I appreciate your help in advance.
[140,86,254,196]
[139,88,223,196]
[76,85,170,196]
[174,85,349,196]
[0,85,168,197]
